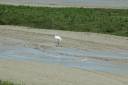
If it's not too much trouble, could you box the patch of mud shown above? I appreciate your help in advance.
[0,47,128,76]
[0,25,128,76]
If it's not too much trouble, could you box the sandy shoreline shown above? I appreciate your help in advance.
[0,59,128,85]
[0,25,127,51]
[0,25,128,85]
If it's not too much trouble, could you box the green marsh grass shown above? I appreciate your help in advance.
[0,5,128,36]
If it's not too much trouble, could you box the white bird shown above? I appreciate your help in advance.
[54,34,62,47]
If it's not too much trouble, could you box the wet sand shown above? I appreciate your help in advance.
[0,59,128,85]
[0,25,128,85]
[0,25,127,51]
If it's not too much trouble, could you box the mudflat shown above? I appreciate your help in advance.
[0,59,128,85]
[0,25,128,85]
[0,25,127,51]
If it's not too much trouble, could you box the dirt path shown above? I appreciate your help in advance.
[0,25,128,85]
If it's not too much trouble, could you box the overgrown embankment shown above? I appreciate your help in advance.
[0,5,128,36]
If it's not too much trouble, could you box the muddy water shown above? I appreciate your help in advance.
[0,0,128,8]
[0,47,128,76]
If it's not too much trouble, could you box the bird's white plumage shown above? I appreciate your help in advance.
[54,34,62,47]
[54,35,62,41]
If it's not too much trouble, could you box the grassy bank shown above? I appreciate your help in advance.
[0,5,128,36]
[0,80,18,85]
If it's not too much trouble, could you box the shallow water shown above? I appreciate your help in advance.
[0,47,128,76]
[0,0,128,8]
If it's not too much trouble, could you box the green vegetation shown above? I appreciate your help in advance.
[0,80,16,85]
[0,5,128,36]
[0,80,24,85]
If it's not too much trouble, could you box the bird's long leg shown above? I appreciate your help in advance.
[57,40,60,47]
[56,40,58,47]
[55,40,59,47]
